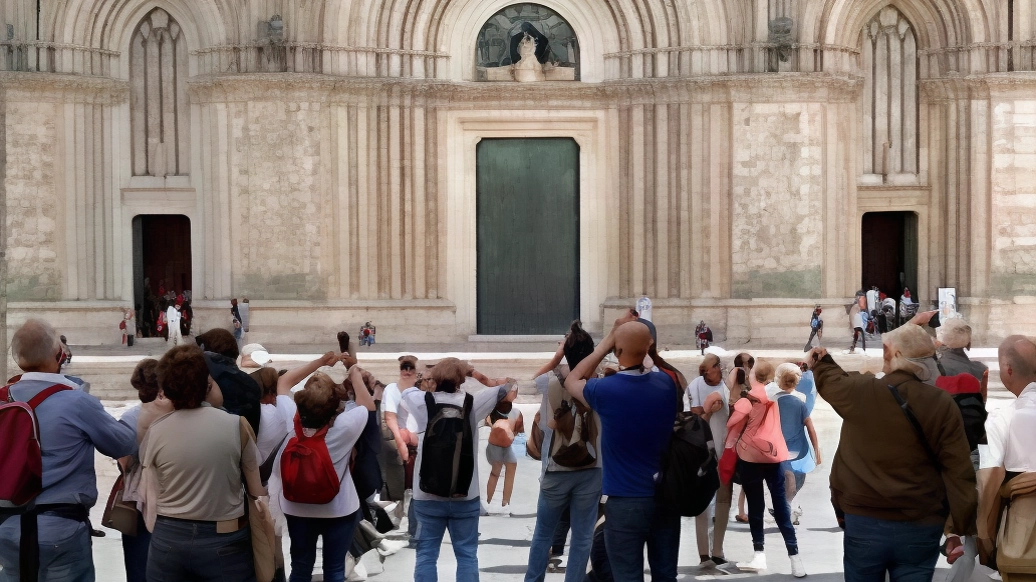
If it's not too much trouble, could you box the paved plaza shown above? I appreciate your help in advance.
[71,341,1007,581]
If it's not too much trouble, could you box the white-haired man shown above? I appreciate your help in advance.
[807,324,976,581]
[0,318,137,581]
[937,317,989,401]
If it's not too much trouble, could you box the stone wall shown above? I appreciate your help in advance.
[990,98,1036,297]
[4,100,62,300]
[229,100,330,299]
[731,102,824,299]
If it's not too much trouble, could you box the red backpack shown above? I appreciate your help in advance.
[0,384,71,508]
[280,414,341,505]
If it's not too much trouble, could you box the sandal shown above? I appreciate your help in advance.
[735,514,749,523]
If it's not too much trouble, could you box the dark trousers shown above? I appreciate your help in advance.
[122,511,151,582]
[843,514,942,582]
[603,497,680,582]
[285,511,362,582]
[851,327,867,351]
[146,516,255,582]
[739,461,798,555]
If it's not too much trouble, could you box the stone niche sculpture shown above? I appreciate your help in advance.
[475,4,578,82]
[482,32,574,82]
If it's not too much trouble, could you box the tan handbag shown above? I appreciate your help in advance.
[239,417,276,582]
[101,473,139,536]
[246,494,277,582]
[996,472,1036,576]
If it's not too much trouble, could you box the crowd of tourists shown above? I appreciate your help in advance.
[0,309,1033,582]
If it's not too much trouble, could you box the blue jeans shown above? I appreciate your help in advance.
[843,513,943,582]
[147,516,255,582]
[525,469,602,582]
[121,511,151,582]
[740,460,798,554]
[0,516,94,582]
[412,497,481,582]
[285,510,362,582]
[603,496,681,582]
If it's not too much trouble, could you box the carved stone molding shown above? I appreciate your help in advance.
[0,71,129,103]
[185,71,863,107]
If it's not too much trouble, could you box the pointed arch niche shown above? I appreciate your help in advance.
[130,8,189,177]
[859,6,918,185]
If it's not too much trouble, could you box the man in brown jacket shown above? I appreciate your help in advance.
[807,323,977,582]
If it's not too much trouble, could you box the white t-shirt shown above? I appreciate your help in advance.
[979,383,1036,472]
[257,397,295,462]
[274,405,368,518]
[686,376,728,456]
[166,306,181,326]
[403,384,510,501]
[382,383,418,432]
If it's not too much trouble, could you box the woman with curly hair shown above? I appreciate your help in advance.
[140,345,266,582]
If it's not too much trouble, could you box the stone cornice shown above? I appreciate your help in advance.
[186,72,864,106]
[0,72,129,104]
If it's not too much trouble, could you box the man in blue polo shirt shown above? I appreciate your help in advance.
[565,315,680,582]
[0,318,137,581]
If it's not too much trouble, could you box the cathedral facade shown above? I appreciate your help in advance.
[1,0,1034,345]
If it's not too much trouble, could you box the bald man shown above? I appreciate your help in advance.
[976,335,1036,578]
[565,314,681,582]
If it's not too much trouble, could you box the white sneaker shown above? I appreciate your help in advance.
[499,503,512,517]
[790,554,806,578]
[989,573,1003,581]
[346,561,368,581]
[737,551,767,572]
[375,538,407,558]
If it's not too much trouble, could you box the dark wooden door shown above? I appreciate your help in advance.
[861,211,916,297]
[476,138,579,334]
[133,214,192,301]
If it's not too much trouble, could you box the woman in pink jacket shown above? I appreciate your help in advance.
[725,360,804,577]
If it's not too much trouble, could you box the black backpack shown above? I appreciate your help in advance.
[656,411,720,517]
[953,393,987,452]
[419,392,474,498]
[204,351,262,435]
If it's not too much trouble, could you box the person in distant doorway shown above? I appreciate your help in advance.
[121,308,137,347]
[848,301,866,354]
[166,301,183,346]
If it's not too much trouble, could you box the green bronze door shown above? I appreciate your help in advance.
[476,138,579,335]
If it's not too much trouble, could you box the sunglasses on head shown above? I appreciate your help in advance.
[400,363,416,371]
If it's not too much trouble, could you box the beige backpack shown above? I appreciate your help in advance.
[996,472,1036,576]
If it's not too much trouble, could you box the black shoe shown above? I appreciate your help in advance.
[711,556,728,566]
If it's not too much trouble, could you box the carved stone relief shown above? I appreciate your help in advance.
[475,4,578,81]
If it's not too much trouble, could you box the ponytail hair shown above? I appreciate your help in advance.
[563,320,595,370]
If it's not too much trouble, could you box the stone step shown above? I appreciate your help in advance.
[56,345,1004,402]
